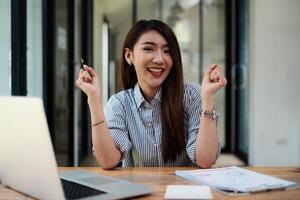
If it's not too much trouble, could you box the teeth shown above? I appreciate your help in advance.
[148,68,163,72]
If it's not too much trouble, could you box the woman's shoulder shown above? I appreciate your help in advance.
[104,89,133,119]
[107,88,132,102]
[183,81,201,94]
[106,88,134,108]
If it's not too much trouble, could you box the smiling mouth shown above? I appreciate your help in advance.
[147,67,164,77]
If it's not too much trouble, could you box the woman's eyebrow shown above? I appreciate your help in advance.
[141,41,156,46]
[141,41,169,47]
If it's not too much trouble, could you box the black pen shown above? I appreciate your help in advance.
[80,57,92,79]
[80,57,85,69]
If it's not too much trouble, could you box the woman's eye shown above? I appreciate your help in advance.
[164,49,171,54]
[143,47,153,52]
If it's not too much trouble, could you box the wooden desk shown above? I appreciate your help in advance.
[1,167,299,199]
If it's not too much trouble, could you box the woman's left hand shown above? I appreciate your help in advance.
[201,64,227,98]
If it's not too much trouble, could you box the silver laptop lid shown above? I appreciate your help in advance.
[0,97,65,200]
[0,97,153,200]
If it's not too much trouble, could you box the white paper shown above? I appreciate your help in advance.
[176,166,297,193]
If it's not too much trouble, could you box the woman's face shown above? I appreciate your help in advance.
[126,30,173,98]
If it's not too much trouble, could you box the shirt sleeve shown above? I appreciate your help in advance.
[104,94,132,161]
[184,83,221,166]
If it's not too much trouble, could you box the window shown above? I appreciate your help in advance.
[0,0,11,95]
[27,0,43,98]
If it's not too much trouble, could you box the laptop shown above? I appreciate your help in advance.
[0,97,153,200]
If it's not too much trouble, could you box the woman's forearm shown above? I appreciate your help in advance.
[196,117,218,168]
[195,94,218,168]
[88,95,121,169]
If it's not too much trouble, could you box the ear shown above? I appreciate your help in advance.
[124,48,133,65]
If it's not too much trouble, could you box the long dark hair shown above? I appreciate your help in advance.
[119,19,185,162]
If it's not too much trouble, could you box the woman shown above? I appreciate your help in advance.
[76,19,227,169]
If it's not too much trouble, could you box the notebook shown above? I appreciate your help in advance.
[0,96,153,200]
[164,185,213,199]
[176,166,298,195]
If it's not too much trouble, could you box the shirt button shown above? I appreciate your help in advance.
[138,108,142,112]
[146,123,152,127]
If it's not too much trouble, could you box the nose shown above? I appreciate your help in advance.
[152,51,164,65]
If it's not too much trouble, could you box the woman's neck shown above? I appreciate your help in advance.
[139,84,160,103]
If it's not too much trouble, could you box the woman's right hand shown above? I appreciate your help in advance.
[76,66,121,169]
[76,65,101,99]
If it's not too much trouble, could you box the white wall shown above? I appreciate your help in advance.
[249,0,300,166]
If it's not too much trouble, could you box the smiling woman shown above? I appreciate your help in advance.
[76,19,227,169]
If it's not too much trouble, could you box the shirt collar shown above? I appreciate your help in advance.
[134,83,145,108]
[133,83,162,108]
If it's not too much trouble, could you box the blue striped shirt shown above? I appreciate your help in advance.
[104,82,220,167]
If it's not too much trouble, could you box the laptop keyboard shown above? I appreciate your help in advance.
[61,179,106,200]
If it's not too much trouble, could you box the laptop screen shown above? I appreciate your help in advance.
[0,97,153,200]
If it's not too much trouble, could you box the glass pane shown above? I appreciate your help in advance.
[97,0,132,96]
[0,0,11,95]
[137,0,160,20]
[202,0,226,148]
[163,0,200,83]
[138,0,201,83]
[237,0,249,156]
[27,0,43,98]
[74,0,83,166]
[54,0,70,166]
